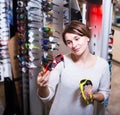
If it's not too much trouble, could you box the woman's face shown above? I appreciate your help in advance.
[65,33,89,56]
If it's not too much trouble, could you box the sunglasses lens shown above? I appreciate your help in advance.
[80,79,86,83]
[17,1,24,7]
[86,80,92,85]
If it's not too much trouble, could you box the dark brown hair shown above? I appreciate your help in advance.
[62,20,91,45]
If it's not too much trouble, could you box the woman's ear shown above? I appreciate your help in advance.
[87,38,90,42]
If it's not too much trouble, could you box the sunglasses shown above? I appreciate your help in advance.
[42,54,64,74]
[79,79,93,104]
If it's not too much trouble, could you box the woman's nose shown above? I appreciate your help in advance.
[72,41,77,48]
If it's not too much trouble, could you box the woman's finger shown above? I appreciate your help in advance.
[37,70,50,87]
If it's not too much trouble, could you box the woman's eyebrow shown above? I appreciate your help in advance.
[74,35,80,39]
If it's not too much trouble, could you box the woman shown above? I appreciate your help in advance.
[37,20,110,115]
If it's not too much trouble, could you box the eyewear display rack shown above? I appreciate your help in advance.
[0,0,12,82]
[27,0,72,114]
[16,0,72,115]
[0,0,21,115]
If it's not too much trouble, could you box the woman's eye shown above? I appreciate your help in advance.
[66,41,71,45]
[75,37,80,41]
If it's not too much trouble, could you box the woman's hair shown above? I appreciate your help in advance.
[62,20,91,45]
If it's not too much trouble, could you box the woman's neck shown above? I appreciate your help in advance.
[71,52,92,62]
[71,53,97,68]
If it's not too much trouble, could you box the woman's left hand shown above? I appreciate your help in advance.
[84,85,93,100]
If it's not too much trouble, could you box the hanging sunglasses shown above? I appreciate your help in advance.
[19,67,28,73]
[0,26,9,31]
[41,6,57,13]
[42,45,59,52]
[27,1,41,9]
[18,49,28,55]
[18,45,27,51]
[28,19,43,24]
[27,26,39,31]
[42,51,49,58]
[41,27,60,35]
[18,38,27,45]
[29,55,41,62]
[27,23,41,29]
[28,30,40,38]
[17,1,24,7]
[46,20,59,25]
[0,6,7,12]
[0,36,10,41]
[17,26,25,33]
[16,7,25,13]
[0,44,8,47]
[0,1,6,4]
[108,37,113,45]
[0,46,8,50]
[28,29,40,35]
[42,55,53,63]
[0,39,8,43]
[29,50,40,55]
[63,2,69,8]
[26,43,40,50]
[0,21,9,26]
[108,45,113,53]
[0,58,11,64]
[0,50,9,56]
[42,32,51,38]
[107,53,112,61]
[0,31,9,37]
[28,12,42,19]
[0,18,8,24]
[19,61,28,66]
[16,55,26,62]
[28,37,39,43]
[28,34,41,42]
[29,57,41,65]
[28,0,41,5]
[41,32,59,40]
[45,13,58,20]
[28,15,42,21]
[26,6,40,12]
[108,60,112,68]
[0,53,9,59]
[27,10,42,17]
[0,56,10,60]
[0,12,7,18]
[29,54,40,60]
[41,2,59,14]
[109,29,114,36]
[42,39,59,47]
[41,1,59,9]
[17,20,25,25]
[17,13,25,20]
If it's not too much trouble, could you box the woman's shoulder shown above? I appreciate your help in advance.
[96,56,109,67]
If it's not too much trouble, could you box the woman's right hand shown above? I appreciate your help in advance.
[37,70,50,88]
[37,70,50,98]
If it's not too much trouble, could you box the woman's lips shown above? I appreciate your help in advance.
[72,48,80,52]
